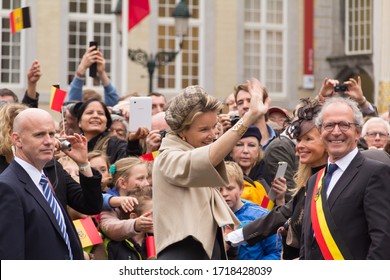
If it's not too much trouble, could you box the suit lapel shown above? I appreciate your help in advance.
[327,152,364,208]
[10,161,65,239]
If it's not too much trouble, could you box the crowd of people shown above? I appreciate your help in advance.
[1,46,390,260]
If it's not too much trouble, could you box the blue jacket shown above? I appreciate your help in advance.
[68,75,119,107]
[102,188,120,211]
[235,200,281,260]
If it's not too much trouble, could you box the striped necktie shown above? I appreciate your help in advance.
[40,174,73,259]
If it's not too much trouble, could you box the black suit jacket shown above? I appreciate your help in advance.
[44,159,102,214]
[1,156,102,215]
[301,152,390,259]
[0,161,84,259]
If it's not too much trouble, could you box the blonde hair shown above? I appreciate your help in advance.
[111,156,146,188]
[291,163,312,196]
[0,103,28,163]
[224,161,244,189]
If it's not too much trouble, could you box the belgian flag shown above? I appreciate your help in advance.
[50,85,67,113]
[9,7,31,34]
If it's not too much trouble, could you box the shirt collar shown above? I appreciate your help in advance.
[328,147,358,173]
[14,157,44,187]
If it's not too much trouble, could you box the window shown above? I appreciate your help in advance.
[345,0,372,55]
[243,0,286,94]
[0,0,23,85]
[68,0,116,87]
[156,0,200,92]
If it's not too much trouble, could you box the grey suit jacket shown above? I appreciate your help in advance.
[301,152,390,259]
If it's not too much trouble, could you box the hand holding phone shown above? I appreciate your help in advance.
[89,41,98,77]
[268,161,288,201]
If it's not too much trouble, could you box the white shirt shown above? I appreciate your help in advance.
[14,157,45,194]
[326,147,359,197]
[14,157,67,226]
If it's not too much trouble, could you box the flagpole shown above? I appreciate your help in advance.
[61,106,66,135]
[121,0,129,97]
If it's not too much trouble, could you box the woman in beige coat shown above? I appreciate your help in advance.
[153,79,267,259]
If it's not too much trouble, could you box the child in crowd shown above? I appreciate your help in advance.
[99,156,152,241]
[88,151,138,212]
[105,186,153,260]
[220,161,281,260]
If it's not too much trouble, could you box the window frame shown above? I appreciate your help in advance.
[345,0,373,55]
[241,0,288,99]
[67,0,118,90]
[0,0,28,93]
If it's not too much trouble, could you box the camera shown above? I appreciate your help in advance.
[59,138,72,151]
[159,129,168,138]
[334,83,348,92]
[111,108,122,116]
[230,115,240,126]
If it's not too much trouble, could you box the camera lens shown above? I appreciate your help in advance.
[59,139,72,151]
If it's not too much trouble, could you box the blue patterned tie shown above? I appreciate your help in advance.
[323,163,338,193]
[40,174,73,259]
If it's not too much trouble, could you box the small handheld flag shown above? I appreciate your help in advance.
[73,217,103,248]
[50,85,67,112]
[9,7,31,34]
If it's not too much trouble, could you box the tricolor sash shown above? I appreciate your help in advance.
[310,167,352,260]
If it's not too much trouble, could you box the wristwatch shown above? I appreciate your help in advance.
[78,161,90,172]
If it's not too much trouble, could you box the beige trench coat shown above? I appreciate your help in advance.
[152,133,240,258]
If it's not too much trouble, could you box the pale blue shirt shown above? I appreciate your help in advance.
[326,147,359,197]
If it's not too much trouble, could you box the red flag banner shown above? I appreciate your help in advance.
[73,217,103,248]
[303,0,314,89]
[9,7,31,34]
[50,86,67,112]
[128,0,150,31]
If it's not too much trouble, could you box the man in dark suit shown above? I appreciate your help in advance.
[301,96,390,259]
[0,108,100,259]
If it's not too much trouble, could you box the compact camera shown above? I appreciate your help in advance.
[334,83,348,92]
[159,129,168,138]
[230,115,240,126]
[111,108,123,116]
[59,138,72,151]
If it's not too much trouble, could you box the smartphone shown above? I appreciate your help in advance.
[268,161,288,201]
[128,97,152,132]
[89,41,98,77]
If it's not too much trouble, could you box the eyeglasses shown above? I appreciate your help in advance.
[366,131,389,139]
[320,121,359,132]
